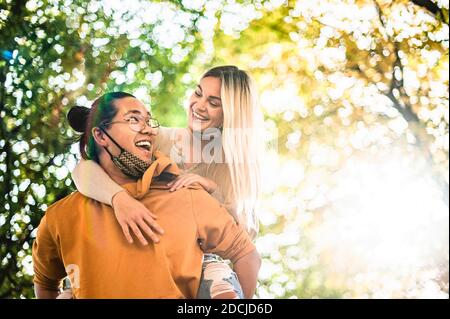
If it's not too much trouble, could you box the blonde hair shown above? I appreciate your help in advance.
[202,66,263,237]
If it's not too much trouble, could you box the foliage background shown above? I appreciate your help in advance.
[0,0,448,298]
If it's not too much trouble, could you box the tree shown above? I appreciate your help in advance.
[212,0,448,298]
[0,0,203,298]
[1,0,448,299]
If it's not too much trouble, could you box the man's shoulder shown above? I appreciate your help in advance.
[149,182,204,199]
[151,183,218,207]
[185,184,223,208]
[45,191,87,219]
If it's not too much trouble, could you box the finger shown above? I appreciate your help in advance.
[120,223,133,244]
[170,177,188,191]
[175,177,197,190]
[175,176,196,188]
[130,223,148,246]
[143,215,164,235]
[167,176,183,187]
[174,179,191,190]
[138,219,160,243]
[144,209,158,220]
[169,180,181,191]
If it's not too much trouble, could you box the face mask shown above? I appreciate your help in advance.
[100,128,153,179]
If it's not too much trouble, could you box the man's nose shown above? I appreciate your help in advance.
[140,124,158,136]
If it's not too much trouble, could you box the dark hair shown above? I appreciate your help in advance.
[67,92,135,162]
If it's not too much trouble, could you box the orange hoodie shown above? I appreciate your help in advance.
[32,151,255,298]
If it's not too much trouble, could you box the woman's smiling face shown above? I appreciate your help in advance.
[188,76,224,132]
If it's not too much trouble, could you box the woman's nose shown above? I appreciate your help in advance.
[195,98,207,112]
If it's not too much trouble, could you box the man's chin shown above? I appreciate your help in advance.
[136,148,153,162]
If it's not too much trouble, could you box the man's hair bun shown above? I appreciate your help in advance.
[67,106,90,133]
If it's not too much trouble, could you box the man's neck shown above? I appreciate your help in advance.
[98,156,137,185]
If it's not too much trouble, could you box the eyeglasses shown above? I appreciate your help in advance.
[101,114,160,133]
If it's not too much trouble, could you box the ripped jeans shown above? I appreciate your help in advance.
[196,254,244,299]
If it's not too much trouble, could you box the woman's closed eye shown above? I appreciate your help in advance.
[207,98,222,107]
[209,101,220,107]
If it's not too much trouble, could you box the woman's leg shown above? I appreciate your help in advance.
[197,254,244,299]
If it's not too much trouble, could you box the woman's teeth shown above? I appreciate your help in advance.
[192,110,208,121]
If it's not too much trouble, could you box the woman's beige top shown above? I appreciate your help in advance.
[155,127,238,223]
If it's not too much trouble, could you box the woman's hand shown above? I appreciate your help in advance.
[112,190,164,245]
[167,174,218,194]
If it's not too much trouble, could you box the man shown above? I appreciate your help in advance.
[32,92,260,298]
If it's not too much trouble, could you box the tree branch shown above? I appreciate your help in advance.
[410,0,449,26]
[375,0,449,207]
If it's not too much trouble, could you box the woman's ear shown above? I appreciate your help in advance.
[92,127,108,147]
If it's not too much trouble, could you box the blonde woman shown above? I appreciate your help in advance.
[72,66,263,298]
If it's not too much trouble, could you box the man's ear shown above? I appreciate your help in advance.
[92,127,108,147]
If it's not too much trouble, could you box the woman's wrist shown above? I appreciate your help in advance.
[206,180,218,194]
[111,189,127,208]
